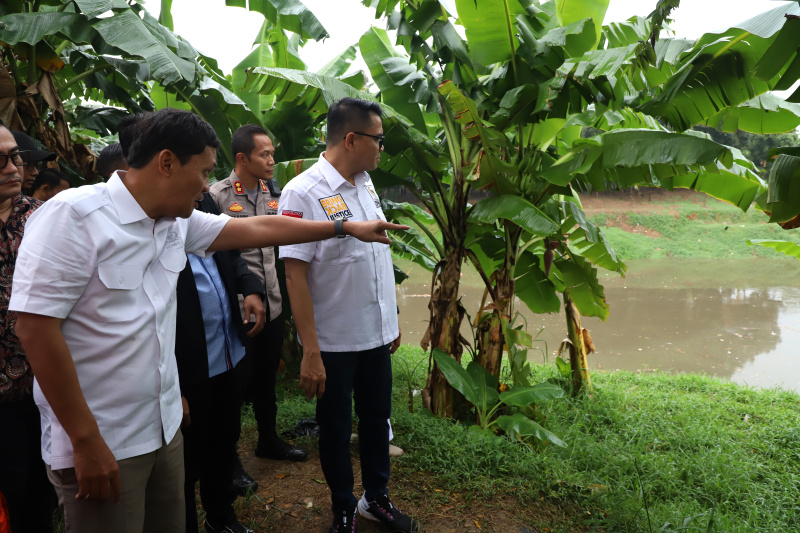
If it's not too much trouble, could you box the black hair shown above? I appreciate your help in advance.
[231,124,269,161]
[31,168,69,193]
[97,143,127,180]
[117,113,144,160]
[123,108,219,169]
[326,98,383,147]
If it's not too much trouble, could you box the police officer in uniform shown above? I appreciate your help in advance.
[209,125,307,486]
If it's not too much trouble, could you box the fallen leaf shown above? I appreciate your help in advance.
[276,473,288,479]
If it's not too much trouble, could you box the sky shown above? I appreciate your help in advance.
[154,0,792,75]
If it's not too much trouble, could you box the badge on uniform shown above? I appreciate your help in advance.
[319,194,353,221]
[229,202,244,212]
[268,200,279,210]
[234,181,244,194]
[365,183,381,209]
[260,180,269,192]
[282,210,303,218]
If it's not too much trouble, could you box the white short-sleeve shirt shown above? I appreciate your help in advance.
[278,154,398,352]
[8,172,229,469]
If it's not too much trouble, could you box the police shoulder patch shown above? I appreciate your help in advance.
[233,181,244,194]
[229,202,244,212]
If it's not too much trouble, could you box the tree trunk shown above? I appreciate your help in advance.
[421,247,466,417]
[476,270,514,380]
[564,293,593,395]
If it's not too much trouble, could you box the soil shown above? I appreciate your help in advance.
[578,187,709,215]
[226,441,586,533]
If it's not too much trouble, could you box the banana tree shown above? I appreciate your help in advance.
[0,0,209,179]
[356,0,792,403]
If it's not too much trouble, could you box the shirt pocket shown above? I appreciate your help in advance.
[96,264,145,322]
[317,237,366,265]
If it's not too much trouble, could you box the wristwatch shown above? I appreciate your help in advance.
[334,217,348,238]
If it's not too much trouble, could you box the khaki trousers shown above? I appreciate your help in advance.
[47,431,185,533]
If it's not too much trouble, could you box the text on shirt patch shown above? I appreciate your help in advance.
[364,183,381,209]
[164,230,184,249]
[229,202,244,212]
[282,210,303,218]
[318,194,353,220]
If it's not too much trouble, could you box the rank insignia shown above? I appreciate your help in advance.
[229,203,244,212]
[233,181,244,194]
[260,180,269,192]
[268,200,279,209]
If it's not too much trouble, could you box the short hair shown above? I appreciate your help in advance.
[117,113,146,162]
[326,98,383,147]
[123,109,219,169]
[231,124,269,160]
[31,168,69,193]
[97,143,126,180]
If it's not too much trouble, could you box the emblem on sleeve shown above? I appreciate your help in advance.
[268,200,279,210]
[318,194,353,221]
[282,210,303,218]
[229,202,244,212]
[234,181,244,194]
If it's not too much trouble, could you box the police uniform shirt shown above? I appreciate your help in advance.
[278,153,399,352]
[209,171,282,322]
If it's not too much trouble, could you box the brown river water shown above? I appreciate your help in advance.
[396,258,800,392]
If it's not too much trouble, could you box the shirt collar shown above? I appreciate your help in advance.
[318,153,368,190]
[107,170,150,225]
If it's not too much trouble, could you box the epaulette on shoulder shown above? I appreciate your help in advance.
[70,193,110,219]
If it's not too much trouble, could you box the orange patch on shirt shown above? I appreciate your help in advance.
[268,200,279,209]
[229,203,244,212]
[260,180,269,192]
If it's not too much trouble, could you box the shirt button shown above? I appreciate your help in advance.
[153,295,158,301]
[119,277,125,284]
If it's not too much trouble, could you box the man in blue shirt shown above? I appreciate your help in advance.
[175,193,265,533]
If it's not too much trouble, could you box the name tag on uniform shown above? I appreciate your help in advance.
[319,194,353,221]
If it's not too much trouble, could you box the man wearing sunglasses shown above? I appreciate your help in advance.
[11,131,56,196]
[0,122,56,533]
[279,98,419,533]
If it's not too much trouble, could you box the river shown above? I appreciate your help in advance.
[396,258,800,392]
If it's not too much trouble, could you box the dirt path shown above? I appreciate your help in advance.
[579,188,709,214]
[230,443,572,533]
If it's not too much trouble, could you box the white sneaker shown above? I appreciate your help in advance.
[389,444,405,456]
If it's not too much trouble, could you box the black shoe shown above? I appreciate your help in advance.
[204,517,255,533]
[328,506,357,533]
[230,470,258,497]
[358,494,420,533]
[254,438,308,462]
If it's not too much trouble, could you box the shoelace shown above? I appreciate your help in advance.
[334,511,355,533]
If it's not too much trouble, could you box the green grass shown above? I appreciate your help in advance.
[589,198,800,260]
[260,345,800,532]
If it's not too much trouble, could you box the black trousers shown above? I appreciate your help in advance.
[317,344,392,512]
[0,396,56,533]
[182,369,241,532]
[239,317,283,443]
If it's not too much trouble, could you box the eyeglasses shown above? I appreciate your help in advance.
[346,132,385,150]
[0,151,26,171]
[18,151,43,171]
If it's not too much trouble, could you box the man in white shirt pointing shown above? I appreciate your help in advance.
[9,108,406,533]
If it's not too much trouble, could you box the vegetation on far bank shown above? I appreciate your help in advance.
[237,345,800,532]
[585,194,800,260]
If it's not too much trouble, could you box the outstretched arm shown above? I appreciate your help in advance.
[207,215,407,252]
